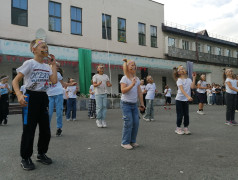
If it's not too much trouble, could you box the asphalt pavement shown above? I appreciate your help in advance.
[0,104,238,180]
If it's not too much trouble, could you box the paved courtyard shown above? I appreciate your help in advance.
[1,104,238,180]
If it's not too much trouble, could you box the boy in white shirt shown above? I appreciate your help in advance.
[164,85,172,110]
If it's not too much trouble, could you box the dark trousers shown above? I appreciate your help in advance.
[21,90,51,159]
[226,92,236,121]
[0,94,9,123]
[140,94,146,114]
[176,100,189,127]
[236,94,238,110]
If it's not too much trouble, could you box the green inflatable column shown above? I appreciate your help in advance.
[78,48,92,95]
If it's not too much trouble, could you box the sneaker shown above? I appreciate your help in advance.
[90,116,95,119]
[56,128,62,137]
[143,117,150,122]
[231,121,238,126]
[66,119,70,121]
[150,119,154,121]
[102,120,107,128]
[184,127,191,135]
[3,118,7,125]
[164,106,167,110]
[121,144,133,150]
[21,158,35,170]
[175,127,184,135]
[225,121,232,126]
[197,110,204,115]
[130,143,139,147]
[72,118,76,121]
[96,120,103,128]
[37,154,52,165]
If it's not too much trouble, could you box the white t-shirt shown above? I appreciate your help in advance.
[225,78,237,94]
[206,89,212,96]
[20,85,26,95]
[140,85,146,93]
[47,72,63,96]
[89,85,95,99]
[120,76,140,103]
[62,88,67,99]
[66,86,77,98]
[175,78,192,101]
[164,88,171,97]
[92,74,109,95]
[16,59,53,92]
[197,80,207,94]
[212,87,216,93]
[145,83,156,100]
[0,83,10,95]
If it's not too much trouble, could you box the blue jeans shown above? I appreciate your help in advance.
[95,94,107,120]
[120,101,139,145]
[66,98,77,119]
[49,94,63,129]
[144,99,154,119]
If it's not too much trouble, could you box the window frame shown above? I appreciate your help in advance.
[70,6,82,36]
[150,25,157,48]
[138,22,146,46]
[182,40,189,50]
[49,1,62,32]
[11,0,28,26]
[168,37,175,47]
[117,17,126,43]
[102,14,111,40]
[217,47,222,55]
[207,45,212,54]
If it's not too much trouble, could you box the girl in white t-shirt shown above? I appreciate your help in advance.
[173,65,196,135]
[88,80,96,119]
[224,68,238,126]
[196,74,208,115]
[0,75,11,125]
[164,85,172,110]
[143,75,156,121]
[66,78,78,121]
[120,59,145,150]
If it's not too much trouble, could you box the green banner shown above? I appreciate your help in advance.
[78,48,92,95]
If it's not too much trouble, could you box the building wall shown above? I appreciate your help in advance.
[0,0,164,59]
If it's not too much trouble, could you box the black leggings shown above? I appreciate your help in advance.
[176,100,189,127]
[0,94,9,122]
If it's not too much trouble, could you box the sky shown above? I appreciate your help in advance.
[154,0,238,42]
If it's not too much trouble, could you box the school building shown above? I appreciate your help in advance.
[0,0,238,95]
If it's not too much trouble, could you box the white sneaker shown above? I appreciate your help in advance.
[197,110,204,115]
[150,119,154,121]
[90,116,95,119]
[66,119,70,121]
[183,127,191,135]
[96,120,102,128]
[102,120,107,128]
[143,117,150,121]
[175,127,184,135]
[73,118,76,121]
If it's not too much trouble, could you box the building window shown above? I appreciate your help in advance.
[118,18,126,42]
[71,7,82,35]
[227,49,231,57]
[49,1,61,32]
[168,37,175,47]
[217,47,221,55]
[102,14,111,40]
[197,43,202,52]
[138,23,146,46]
[207,45,212,54]
[11,0,28,26]
[182,40,189,50]
[150,26,157,48]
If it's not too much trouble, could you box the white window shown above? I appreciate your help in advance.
[168,37,175,47]
[207,45,212,54]
[217,47,221,55]
[182,40,189,50]
[227,49,231,57]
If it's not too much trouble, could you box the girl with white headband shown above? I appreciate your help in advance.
[173,65,196,135]
[0,75,11,125]
[120,59,145,150]
[12,39,57,171]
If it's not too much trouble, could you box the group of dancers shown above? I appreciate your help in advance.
[0,38,237,171]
